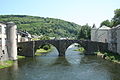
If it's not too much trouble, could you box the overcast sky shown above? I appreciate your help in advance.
[0,0,120,27]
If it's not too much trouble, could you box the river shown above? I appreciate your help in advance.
[0,45,120,80]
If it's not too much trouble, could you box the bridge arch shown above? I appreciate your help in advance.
[65,43,86,54]
[62,41,88,56]
[35,40,61,56]
[34,42,59,55]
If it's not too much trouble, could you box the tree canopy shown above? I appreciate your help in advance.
[77,24,91,40]
[100,9,120,28]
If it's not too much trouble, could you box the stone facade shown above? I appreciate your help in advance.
[0,22,17,61]
[91,26,111,43]
[17,30,32,42]
[91,25,120,55]
[108,25,120,55]
[0,23,8,61]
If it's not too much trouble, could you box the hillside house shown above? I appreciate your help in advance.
[17,30,32,42]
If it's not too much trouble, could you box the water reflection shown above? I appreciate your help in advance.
[50,56,71,66]
[0,44,120,80]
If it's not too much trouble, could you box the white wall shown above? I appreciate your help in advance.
[91,28,110,43]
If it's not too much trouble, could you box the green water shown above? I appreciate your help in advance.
[0,46,120,80]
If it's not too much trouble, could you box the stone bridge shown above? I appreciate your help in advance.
[17,40,108,57]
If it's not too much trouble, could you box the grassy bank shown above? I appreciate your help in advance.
[0,60,14,69]
[74,47,85,53]
[35,48,52,56]
[17,56,25,59]
[96,52,120,64]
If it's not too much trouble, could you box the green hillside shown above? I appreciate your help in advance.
[0,15,81,38]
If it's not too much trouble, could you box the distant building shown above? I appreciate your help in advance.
[91,26,111,43]
[17,30,32,42]
[108,25,120,55]
[91,25,120,55]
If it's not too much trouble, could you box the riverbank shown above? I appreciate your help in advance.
[96,52,120,64]
[0,60,13,69]
[0,56,26,69]
[35,48,52,56]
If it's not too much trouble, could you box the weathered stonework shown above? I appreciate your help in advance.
[18,40,108,57]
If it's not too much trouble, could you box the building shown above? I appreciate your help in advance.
[91,25,120,55]
[91,26,111,43]
[108,25,120,55]
[17,30,32,42]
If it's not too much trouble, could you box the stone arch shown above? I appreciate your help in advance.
[64,41,87,55]
[34,40,60,56]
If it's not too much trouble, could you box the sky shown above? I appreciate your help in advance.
[0,0,120,27]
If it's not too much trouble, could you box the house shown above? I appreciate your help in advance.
[91,25,120,55]
[17,30,32,42]
[108,25,120,54]
[91,26,111,43]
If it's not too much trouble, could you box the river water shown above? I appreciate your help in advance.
[0,45,120,80]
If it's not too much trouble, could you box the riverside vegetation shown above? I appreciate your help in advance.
[96,52,120,64]
[0,61,13,69]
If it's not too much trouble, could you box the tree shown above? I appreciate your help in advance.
[100,20,113,28]
[112,9,120,26]
[77,24,91,40]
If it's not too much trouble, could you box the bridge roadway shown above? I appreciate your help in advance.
[17,40,108,57]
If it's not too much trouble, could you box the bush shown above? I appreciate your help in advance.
[43,45,50,50]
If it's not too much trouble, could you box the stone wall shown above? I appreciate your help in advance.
[18,40,109,57]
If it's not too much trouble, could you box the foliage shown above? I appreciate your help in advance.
[0,61,13,69]
[96,52,120,63]
[112,9,120,26]
[74,47,85,53]
[36,48,51,54]
[17,56,25,59]
[0,15,81,38]
[77,24,91,40]
[100,20,113,28]
[42,45,50,50]
[38,36,50,40]
[100,9,120,28]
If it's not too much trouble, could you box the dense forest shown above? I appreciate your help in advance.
[0,15,82,38]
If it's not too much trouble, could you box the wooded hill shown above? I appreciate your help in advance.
[0,15,81,38]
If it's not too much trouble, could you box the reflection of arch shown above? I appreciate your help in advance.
[49,56,70,66]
